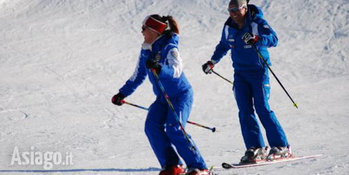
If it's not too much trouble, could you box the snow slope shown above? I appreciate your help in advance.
[0,0,348,174]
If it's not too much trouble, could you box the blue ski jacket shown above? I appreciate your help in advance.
[119,33,192,98]
[211,4,278,71]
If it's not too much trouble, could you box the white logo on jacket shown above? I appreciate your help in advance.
[166,48,183,78]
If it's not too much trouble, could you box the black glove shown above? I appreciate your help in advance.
[242,33,259,45]
[202,61,214,74]
[111,93,125,106]
[146,59,162,74]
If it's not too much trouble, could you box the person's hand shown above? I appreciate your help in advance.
[146,59,161,74]
[111,93,125,106]
[242,33,259,45]
[202,61,214,74]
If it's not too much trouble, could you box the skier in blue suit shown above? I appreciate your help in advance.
[112,14,208,175]
[202,0,291,163]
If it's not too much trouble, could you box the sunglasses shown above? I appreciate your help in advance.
[142,25,147,32]
[227,4,247,13]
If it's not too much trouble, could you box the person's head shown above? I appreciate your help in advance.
[141,14,179,43]
[228,0,248,23]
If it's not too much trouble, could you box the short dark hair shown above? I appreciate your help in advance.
[229,0,247,7]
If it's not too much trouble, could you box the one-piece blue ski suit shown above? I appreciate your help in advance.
[119,33,207,169]
[210,4,289,149]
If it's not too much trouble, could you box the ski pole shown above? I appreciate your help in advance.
[211,70,234,85]
[122,100,216,132]
[187,121,216,133]
[252,45,298,109]
[122,100,149,110]
[150,69,196,151]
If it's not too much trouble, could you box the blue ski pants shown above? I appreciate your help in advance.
[233,69,289,149]
[144,89,207,169]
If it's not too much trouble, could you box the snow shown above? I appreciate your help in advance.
[0,0,348,174]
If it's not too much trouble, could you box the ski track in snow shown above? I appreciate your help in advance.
[0,0,348,174]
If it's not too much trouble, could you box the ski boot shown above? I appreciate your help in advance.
[159,164,185,175]
[240,147,269,164]
[185,168,209,175]
[266,146,292,161]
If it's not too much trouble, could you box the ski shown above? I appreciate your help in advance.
[221,154,322,169]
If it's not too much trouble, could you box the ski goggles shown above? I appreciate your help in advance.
[227,4,247,13]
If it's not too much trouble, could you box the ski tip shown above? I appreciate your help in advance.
[221,162,234,169]
[212,127,216,132]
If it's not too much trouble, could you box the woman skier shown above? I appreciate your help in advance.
[112,14,209,175]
